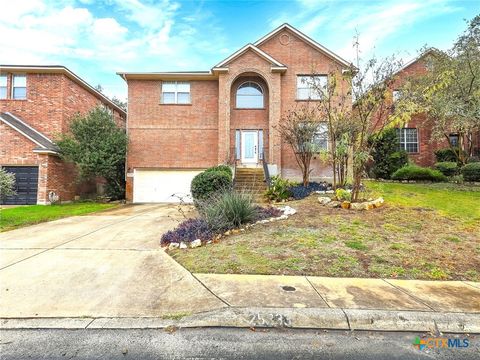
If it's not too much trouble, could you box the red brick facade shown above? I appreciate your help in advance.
[122,24,352,201]
[389,55,480,166]
[0,66,126,204]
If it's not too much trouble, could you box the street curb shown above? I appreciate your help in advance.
[2,308,479,333]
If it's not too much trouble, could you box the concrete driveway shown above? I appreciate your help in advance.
[0,204,226,318]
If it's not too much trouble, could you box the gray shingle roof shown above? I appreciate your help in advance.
[0,112,59,153]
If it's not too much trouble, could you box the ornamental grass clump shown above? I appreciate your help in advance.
[199,190,257,232]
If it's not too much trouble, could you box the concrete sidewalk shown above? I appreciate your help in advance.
[1,205,479,333]
[193,274,480,313]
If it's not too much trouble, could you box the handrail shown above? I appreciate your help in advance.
[232,159,237,186]
[262,149,271,188]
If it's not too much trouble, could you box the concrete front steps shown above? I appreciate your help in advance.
[234,167,267,203]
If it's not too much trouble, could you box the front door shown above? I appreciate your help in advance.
[241,131,258,164]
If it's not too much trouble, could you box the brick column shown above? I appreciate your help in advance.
[36,153,49,204]
[269,73,282,171]
[217,73,230,164]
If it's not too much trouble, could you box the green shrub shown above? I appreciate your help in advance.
[370,129,409,179]
[435,147,461,163]
[0,167,17,199]
[264,176,293,201]
[391,165,447,182]
[335,188,351,201]
[461,162,480,182]
[204,165,232,178]
[199,190,256,231]
[434,162,458,177]
[191,170,232,203]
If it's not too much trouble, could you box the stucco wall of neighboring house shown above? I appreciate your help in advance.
[257,28,350,179]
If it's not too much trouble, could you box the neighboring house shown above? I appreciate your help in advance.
[390,51,479,166]
[0,65,126,205]
[118,23,352,203]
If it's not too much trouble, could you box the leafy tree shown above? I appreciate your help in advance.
[278,106,322,186]
[347,47,408,201]
[0,167,16,200]
[56,107,127,199]
[111,96,127,112]
[370,128,408,179]
[403,15,480,164]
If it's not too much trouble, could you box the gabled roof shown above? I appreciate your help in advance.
[0,112,59,154]
[0,65,126,117]
[254,23,354,69]
[212,44,287,71]
[394,48,439,76]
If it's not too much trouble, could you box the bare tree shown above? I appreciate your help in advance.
[349,52,406,201]
[278,106,322,186]
[309,67,355,189]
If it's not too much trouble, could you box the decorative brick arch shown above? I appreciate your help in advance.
[217,67,282,167]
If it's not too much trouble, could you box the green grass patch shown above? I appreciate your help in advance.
[365,181,480,225]
[0,202,117,231]
[345,240,368,250]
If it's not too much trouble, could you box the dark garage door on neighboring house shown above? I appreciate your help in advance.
[0,166,39,205]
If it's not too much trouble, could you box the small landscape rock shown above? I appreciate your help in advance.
[341,201,351,209]
[281,205,297,215]
[315,190,326,194]
[190,239,201,248]
[326,201,341,208]
[326,190,335,194]
[350,202,364,210]
[179,242,188,249]
[278,214,288,220]
[318,196,332,205]
[168,242,180,250]
[224,230,231,236]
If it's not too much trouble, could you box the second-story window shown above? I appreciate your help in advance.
[161,81,190,104]
[0,75,7,99]
[236,81,264,109]
[297,75,327,100]
[12,74,26,100]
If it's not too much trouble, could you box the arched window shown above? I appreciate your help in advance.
[236,81,264,109]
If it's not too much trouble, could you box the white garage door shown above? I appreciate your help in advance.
[133,169,203,203]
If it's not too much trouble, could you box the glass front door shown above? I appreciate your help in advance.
[241,131,258,164]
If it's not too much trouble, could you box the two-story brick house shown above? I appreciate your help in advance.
[119,23,352,203]
[390,51,480,166]
[0,65,126,205]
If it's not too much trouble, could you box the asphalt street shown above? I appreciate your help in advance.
[1,328,478,359]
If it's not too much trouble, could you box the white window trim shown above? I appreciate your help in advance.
[161,81,191,104]
[12,74,27,100]
[398,128,419,153]
[236,81,264,109]
[0,74,7,99]
[296,75,327,100]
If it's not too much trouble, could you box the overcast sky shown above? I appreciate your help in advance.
[1,0,478,100]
